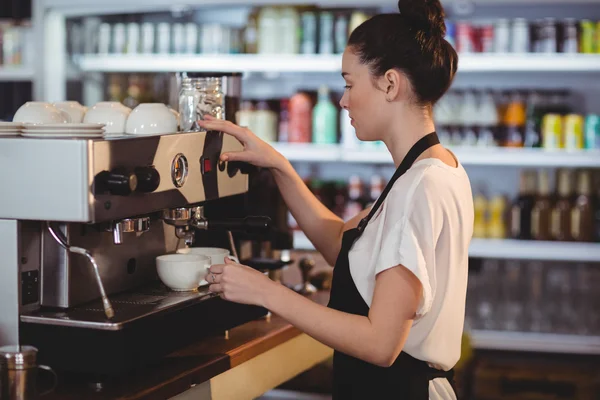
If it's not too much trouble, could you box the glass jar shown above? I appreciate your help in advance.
[178,77,200,131]
[195,77,224,121]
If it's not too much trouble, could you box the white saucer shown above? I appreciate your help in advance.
[0,131,19,136]
[23,122,105,130]
[0,122,23,129]
[21,131,104,138]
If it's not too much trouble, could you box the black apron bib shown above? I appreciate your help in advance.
[327,132,455,399]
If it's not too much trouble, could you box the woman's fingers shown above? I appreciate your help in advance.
[197,119,248,141]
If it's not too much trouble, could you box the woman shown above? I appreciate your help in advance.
[197,0,473,398]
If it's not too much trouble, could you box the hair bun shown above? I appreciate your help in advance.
[397,0,446,37]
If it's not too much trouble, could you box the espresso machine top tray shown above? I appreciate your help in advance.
[20,283,216,331]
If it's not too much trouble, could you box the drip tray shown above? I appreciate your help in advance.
[21,283,216,330]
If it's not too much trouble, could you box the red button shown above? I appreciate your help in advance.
[203,158,212,173]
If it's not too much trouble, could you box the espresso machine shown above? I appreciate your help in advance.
[0,127,272,375]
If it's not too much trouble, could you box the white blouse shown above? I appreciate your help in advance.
[348,156,473,399]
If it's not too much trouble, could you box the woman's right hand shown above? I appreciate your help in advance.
[197,115,285,170]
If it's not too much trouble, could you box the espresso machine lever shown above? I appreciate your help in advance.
[46,222,115,319]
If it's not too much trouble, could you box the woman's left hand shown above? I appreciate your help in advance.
[206,258,275,307]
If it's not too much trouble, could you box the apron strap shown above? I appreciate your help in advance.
[357,132,439,232]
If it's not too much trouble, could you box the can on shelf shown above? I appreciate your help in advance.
[542,113,563,149]
[584,114,600,149]
[580,20,595,53]
[456,21,476,53]
[494,19,510,53]
[563,114,584,150]
[510,18,530,53]
[539,18,557,53]
[479,23,494,53]
[560,19,579,53]
[445,20,456,48]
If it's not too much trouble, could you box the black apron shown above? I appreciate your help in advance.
[327,132,455,399]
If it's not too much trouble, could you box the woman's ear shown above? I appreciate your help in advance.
[382,69,405,102]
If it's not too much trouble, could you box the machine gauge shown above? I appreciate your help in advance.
[171,154,188,188]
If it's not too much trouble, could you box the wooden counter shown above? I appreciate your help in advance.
[43,291,332,400]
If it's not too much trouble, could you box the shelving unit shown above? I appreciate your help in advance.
[470,330,600,355]
[293,231,600,262]
[75,53,600,74]
[275,143,600,168]
[0,66,35,81]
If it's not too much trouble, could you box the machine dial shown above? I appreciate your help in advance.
[134,166,160,193]
[94,169,138,196]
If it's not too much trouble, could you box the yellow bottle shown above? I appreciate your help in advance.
[487,195,507,239]
[473,194,488,238]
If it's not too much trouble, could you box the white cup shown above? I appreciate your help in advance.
[125,103,178,135]
[84,101,132,135]
[53,101,86,123]
[13,102,71,124]
[156,254,211,291]
[176,247,239,286]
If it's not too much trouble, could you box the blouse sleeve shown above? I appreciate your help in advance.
[374,194,436,318]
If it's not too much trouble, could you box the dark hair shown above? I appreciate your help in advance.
[348,0,458,105]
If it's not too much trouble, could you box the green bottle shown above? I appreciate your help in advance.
[312,85,338,144]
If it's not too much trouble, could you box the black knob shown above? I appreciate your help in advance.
[94,169,137,196]
[134,166,160,193]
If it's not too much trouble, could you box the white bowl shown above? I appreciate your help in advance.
[13,102,71,124]
[84,102,132,135]
[177,247,239,265]
[156,254,211,291]
[53,101,86,123]
[125,103,178,135]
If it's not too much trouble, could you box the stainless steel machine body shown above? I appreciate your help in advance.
[0,130,248,349]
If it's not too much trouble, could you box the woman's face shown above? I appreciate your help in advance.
[339,47,390,142]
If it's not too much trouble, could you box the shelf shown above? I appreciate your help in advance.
[470,330,600,355]
[458,53,600,73]
[75,53,600,74]
[0,66,35,81]
[76,54,342,74]
[469,238,600,262]
[293,232,600,262]
[274,144,600,168]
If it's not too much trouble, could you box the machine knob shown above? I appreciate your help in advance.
[134,166,160,193]
[94,169,138,196]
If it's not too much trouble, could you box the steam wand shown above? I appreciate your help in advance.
[46,222,115,319]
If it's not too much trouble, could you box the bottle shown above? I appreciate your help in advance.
[279,7,300,54]
[550,169,574,241]
[524,91,542,148]
[460,91,479,146]
[300,11,317,54]
[510,170,536,240]
[278,99,290,142]
[504,92,526,147]
[473,194,488,238]
[178,77,200,132]
[476,90,499,147]
[288,92,313,143]
[531,169,553,240]
[244,8,259,54]
[487,196,507,239]
[343,175,364,221]
[594,172,600,242]
[367,175,385,208]
[334,13,349,54]
[319,12,334,54]
[258,7,279,54]
[254,101,278,143]
[571,170,594,242]
[312,86,338,144]
[332,180,348,219]
[236,100,256,131]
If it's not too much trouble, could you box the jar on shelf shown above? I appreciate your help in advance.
[194,77,224,120]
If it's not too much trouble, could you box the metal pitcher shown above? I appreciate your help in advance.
[0,346,57,400]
